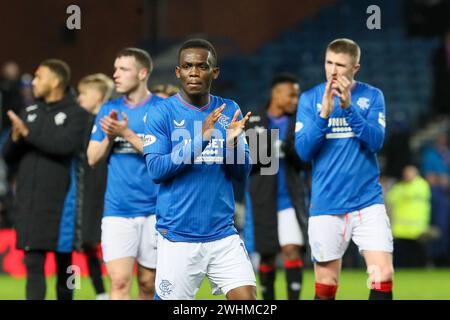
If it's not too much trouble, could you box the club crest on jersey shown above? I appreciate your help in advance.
[356,97,370,110]
[159,280,174,297]
[27,114,37,123]
[54,112,67,126]
[143,134,157,147]
[173,119,185,128]
[217,114,230,129]
[91,124,97,134]
[295,122,304,132]
[316,103,322,112]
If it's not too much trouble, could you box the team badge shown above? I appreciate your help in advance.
[27,114,37,123]
[356,97,370,110]
[54,112,67,126]
[159,280,174,297]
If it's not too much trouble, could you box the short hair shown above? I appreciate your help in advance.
[40,59,71,88]
[116,47,153,76]
[78,73,114,104]
[178,39,218,66]
[326,38,361,64]
[271,73,299,88]
[151,83,180,97]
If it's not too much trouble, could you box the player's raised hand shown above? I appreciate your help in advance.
[320,80,335,118]
[100,109,128,140]
[202,103,226,141]
[332,75,351,109]
[7,110,29,141]
[109,110,118,121]
[226,109,252,146]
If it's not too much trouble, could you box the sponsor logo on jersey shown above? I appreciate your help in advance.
[54,112,67,126]
[27,114,37,123]
[193,138,225,164]
[173,119,185,128]
[113,133,148,154]
[325,117,355,139]
[143,134,157,147]
[26,105,38,112]
[357,97,370,110]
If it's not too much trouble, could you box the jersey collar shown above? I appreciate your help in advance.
[176,93,212,112]
[123,93,153,109]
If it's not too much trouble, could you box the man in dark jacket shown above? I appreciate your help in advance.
[246,74,309,300]
[3,59,88,300]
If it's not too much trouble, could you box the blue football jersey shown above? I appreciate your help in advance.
[295,81,386,216]
[90,94,163,217]
[143,93,252,242]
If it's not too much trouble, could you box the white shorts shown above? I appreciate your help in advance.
[308,204,393,263]
[101,215,158,269]
[277,208,304,246]
[155,234,256,300]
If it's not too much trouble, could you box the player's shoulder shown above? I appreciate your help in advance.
[212,95,238,108]
[151,94,175,111]
[149,94,165,106]
[356,81,384,98]
[301,82,327,99]
[145,95,174,120]
[212,95,242,121]
[98,96,122,113]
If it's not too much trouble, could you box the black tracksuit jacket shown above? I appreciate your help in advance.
[3,92,89,251]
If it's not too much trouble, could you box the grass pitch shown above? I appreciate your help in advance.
[0,268,449,300]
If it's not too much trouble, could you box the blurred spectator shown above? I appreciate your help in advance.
[431,29,450,117]
[0,65,28,231]
[422,132,450,178]
[0,61,25,140]
[405,0,449,38]
[421,131,450,266]
[0,157,10,228]
[387,166,431,267]
[150,83,179,98]
[383,115,413,180]
[20,73,35,107]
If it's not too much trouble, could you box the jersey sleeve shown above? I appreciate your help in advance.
[90,103,109,142]
[143,103,209,184]
[295,90,328,162]
[224,101,252,181]
[343,89,386,153]
[143,105,171,156]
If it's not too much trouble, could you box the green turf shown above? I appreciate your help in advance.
[0,268,449,300]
